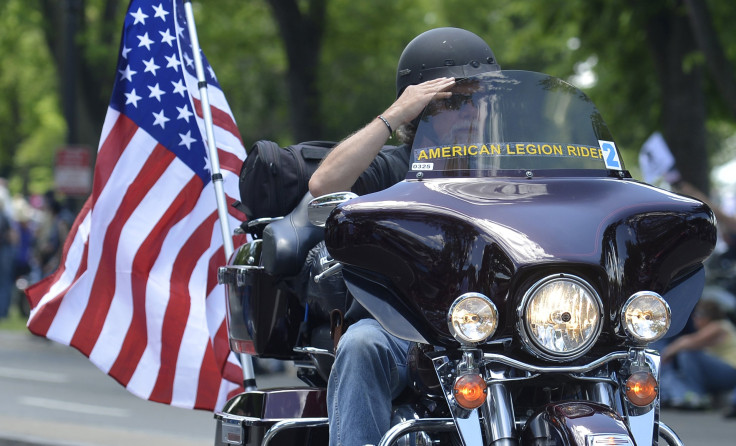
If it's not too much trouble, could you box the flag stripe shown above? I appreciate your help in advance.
[193,98,240,140]
[107,175,203,385]
[25,0,246,411]
[27,213,91,336]
[71,145,176,355]
[92,114,139,200]
[150,211,218,403]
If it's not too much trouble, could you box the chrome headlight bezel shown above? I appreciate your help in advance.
[621,291,671,344]
[447,292,499,346]
[517,274,603,362]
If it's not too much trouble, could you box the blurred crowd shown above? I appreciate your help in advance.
[657,181,736,419]
[0,178,75,321]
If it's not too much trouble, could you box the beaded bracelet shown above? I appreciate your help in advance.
[376,115,393,135]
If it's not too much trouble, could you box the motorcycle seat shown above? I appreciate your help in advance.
[261,192,324,277]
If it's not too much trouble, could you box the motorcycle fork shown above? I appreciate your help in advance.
[480,382,517,446]
[433,350,519,446]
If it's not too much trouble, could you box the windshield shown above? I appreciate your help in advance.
[409,70,627,179]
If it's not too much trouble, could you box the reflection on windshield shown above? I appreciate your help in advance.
[409,71,624,178]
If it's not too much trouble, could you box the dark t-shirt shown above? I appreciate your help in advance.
[351,144,411,196]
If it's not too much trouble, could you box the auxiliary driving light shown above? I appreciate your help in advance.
[625,372,658,406]
[448,292,498,345]
[453,373,487,410]
[621,291,671,343]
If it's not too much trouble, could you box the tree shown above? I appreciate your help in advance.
[266,0,326,141]
[38,0,123,148]
[3,0,736,198]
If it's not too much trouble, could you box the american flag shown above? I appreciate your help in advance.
[26,0,247,411]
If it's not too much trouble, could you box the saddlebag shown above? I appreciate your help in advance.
[214,388,328,446]
[219,193,326,359]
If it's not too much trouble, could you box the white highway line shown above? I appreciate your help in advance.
[18,396,131,417]
[0,366,68,383]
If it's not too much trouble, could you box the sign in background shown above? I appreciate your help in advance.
[54,146,92,196]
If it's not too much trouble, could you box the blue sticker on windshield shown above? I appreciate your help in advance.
[598,140,622,170]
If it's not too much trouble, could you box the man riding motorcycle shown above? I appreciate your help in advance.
[216,24,717,446]
[308,27,502,446]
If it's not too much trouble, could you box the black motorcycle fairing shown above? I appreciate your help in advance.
[325,176,716,348]
[658,266,705,338]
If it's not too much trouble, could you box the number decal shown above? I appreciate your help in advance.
[412,163,434,171]
[598,140,622,170]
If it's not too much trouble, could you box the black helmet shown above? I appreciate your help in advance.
[396,27,500,97]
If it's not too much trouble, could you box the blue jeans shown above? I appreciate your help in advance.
[0,244,14,319]
[327,318,410,446]
[660,349,736,405]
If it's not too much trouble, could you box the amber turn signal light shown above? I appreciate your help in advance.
[453,373,487,410]
[625,372,658,406]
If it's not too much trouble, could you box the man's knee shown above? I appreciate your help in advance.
[336,320,391,363]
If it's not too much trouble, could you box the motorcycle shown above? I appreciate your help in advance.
[214,70,717,446]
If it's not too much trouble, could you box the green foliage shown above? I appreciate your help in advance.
[2,0,735,195]
[194,0,288,145]
[0,0,65,193]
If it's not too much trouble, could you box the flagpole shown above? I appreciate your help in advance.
[182,0,256,390]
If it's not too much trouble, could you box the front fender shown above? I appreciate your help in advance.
[521,402,634,446]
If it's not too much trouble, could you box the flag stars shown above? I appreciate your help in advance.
[160,29,176,47]
[130,7,148,25]
[171,80,187,97]
[137,32,154,50]
[152,3,169,21]
[124,89,142,107]
[165,54,181,72]
[177,104,193,121]
[148,83,165,101]
[143,57,160,76]
[183,53,193,68]
[122,45,132,59]
[119,64,137,82]
[207,66,216,80]
[179,130,196,150]
[152,110,170,128]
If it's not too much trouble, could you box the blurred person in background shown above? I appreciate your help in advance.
[11,197,37,317]
[0,179,16,320]
[660,299,736,417]
[33,191,71,278]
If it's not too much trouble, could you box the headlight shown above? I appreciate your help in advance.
[448,292,499,345]
[519,274,602,361]
[621,291,670,343]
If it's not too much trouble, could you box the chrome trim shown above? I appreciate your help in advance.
[314,262,343,283]
[480,382,516,444]
[585,434,634,445]
[378,418,456,446]
[659,422,685,446]
[621,291,671,343]
[247,216,284,228]
[218,264,264,286]
[517,273,603,361]
[623,349,661,446]
[262,418,329,445]
[308,192,358,227]
[293,346,335,358]
[591,382,616,408]
[432,356,484,446]
[447,292,499,345]
[482,351,629,374]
